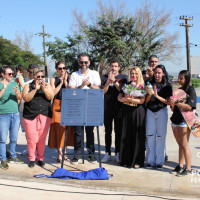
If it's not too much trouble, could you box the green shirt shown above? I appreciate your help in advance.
[0,81,19,114]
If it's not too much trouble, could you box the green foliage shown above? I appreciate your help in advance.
[0,36,43,68]
[46,35,85,73]
[46,1,177,74]
[84,15,141,71]
[191,78,200,88]
[83,13,163,71]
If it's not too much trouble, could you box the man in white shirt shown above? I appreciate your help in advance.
[69,54,101,164]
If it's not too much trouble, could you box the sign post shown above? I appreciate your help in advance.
[60,89,104,168]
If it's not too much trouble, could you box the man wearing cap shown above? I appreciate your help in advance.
[69,54,101,164]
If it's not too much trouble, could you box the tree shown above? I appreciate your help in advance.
[46,35,93,73]
[133,0,179,66]
[46,0,180,74]
[13,30,34,52]
[73,0,180,72]
[0,36,43,68]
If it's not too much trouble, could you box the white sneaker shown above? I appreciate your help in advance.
[21,149,28,156]
[101,153,112,163]
[114,153,120,163]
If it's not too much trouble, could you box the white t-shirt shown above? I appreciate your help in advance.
[69,69,101,89]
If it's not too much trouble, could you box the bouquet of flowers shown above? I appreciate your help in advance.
[122,81,146,97]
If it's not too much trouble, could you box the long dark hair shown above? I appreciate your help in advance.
[55,61,65,69]
[153,65,168,84]
[179,70,190,92]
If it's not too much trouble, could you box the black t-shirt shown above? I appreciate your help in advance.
[170,86,197,124]
[147,79,172,112]
[23,81,52,120]
[54,77,69,100]
[101,73,128,113]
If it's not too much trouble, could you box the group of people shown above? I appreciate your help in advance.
[0,54,196,177]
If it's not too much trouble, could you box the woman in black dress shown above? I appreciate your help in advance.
[118,66,146,168]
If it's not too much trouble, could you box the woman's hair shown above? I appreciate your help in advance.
[33,69,43,77]
[130,66,144,86]
[179,70,190,91]
[153,64,168,83]
[55,61,65,69]
[15,65,25,74]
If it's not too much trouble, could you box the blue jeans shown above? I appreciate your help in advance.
[0,113,20,161]
[146,107,168,166]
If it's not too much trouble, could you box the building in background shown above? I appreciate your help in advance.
[191,56,200,78]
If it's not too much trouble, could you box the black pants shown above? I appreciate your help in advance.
[104,111,122,154]
[74,126,95,154]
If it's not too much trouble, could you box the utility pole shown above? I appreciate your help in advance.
[36,25,51,77]
[180,16,193,75]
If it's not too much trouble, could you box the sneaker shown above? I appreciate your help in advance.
[146,164,153,169]
[177,168,192,177]
[8,157,23,164]
[165,154,168,161]
[88,155,97,164]
[101,153,112,163]
[70,156,79,165]
[156,165,163,170]
[21,149,28,156]
[114,153,120,163]
[170,165,183,174]
[1,161,9,169]
[6,150,11,159]
[37,160,45,167]
[28,161,35,168]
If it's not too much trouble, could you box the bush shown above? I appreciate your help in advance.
[191,78,200,88]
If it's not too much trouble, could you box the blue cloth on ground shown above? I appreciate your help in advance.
[34,167,112,180]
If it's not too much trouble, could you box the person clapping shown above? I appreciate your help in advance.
[22,66,54,168]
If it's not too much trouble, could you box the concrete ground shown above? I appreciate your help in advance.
[0,106,200,200]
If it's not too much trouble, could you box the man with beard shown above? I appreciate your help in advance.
[69,54,101,164]
[143,55,169,83]
[101,59,128,163]
[143,55,159,83]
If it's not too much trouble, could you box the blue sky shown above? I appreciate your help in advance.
[0,0,200,76]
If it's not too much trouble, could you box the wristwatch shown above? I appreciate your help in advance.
[113,80,117,84]
[87,83,91,87]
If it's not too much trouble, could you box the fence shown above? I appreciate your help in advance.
[171,78,200,90]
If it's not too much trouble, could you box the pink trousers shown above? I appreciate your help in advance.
[22,114,52,161]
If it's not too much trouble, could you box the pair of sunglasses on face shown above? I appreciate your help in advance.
[79,61,88,65]
[6,73,13,76]
[57,67,66,70]
[28,71,33,74]
[36,75,44,79]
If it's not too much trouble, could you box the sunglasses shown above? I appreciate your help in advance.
[57,67,66,70]
[79,61,88,65]
[6,73,13,76]
[36,75,44,79]
[28,71,33,74]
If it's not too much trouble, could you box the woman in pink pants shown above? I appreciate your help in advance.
[22,67,54,168]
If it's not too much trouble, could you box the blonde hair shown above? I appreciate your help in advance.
[130,66,144,87]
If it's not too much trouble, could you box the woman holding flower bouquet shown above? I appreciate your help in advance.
[145,65,172,170]
[118,66,146,168]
